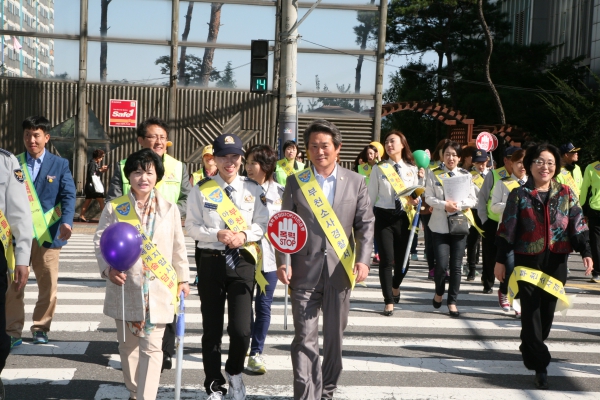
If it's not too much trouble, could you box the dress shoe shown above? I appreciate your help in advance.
[432,296,442,309]
[448,305,460,317]
[534,372,548,389]
[392,289,401,304]
[161,353,172,372]
[482,288,493,294]
[383,309,394,316]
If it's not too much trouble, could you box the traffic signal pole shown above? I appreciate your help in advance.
[278,0,298,156]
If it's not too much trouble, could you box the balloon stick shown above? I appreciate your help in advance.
[122,284,126,343]
[402,197,422,274]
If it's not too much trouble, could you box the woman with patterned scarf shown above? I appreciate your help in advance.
[494,143,593,390]
[94,148,190,400]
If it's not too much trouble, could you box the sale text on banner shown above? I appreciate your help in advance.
[109,99,138,128]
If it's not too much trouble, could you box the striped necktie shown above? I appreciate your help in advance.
[224,185,240,269]
[518,179,525,186]
[393,164,403,215]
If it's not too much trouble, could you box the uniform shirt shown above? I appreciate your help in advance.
[261,180,284,272]
[185,173,269,250]
[26,148,46,182]
[0,149,33,266]
[470,167,489,198]
[490,174,528,218]
[314,164,338,206]
[424,165,478,234]
[367,159,419,210]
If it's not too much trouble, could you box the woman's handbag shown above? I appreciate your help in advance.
[91,175,104,193]
[448,213,469,235]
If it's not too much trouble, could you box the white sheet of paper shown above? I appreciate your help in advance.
[441,174,471,204]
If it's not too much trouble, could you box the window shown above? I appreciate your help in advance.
[514,11,525,45]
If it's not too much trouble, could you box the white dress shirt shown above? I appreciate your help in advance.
[490,174,528,218]
[260,179,284,272]
[424,165,478,234]
[185,173,269,250]
[314,164,338,206]
[367,159,419,210]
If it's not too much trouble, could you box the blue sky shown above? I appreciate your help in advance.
[52,0,437,108]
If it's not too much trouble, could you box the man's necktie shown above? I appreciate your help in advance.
[224,185,240,269]
[393,164,403,215]
[448,171,455,177]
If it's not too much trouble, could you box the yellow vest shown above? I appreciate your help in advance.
[486,167,508,222]
[120,153,183,205]
[191,169,205,186]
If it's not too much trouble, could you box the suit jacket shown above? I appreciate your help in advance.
[94,190,190,324]
[276,166,374,290]
[25,151,76,248]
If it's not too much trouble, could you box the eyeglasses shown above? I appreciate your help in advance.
[532,159,556,167]
[144,135,168,142]
[443,153,459,158]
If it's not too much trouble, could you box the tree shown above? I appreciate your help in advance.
[155,54,220,86]
[216,61,236,88]
[179,3,194,82]
[199,4,223,86]
[100,0,112,82]
[352,0,378,112]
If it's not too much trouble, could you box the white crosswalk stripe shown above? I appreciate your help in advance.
[5,233,599,399]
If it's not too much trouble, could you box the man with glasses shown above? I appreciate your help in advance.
[106,116,192,372]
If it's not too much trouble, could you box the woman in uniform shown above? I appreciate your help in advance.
[186,134,269,400]
[367,131,419,316]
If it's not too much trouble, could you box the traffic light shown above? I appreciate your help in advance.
[250,40,269,93]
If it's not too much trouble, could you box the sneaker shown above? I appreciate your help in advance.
[498,291,510,312]
[591,275,600,283]
[32,331,48,344]
[428,269,435,280]
[10,336,22,349]
[193,274,199,286]
[372,254,380,265]
[411,253,418,261]
[515,310,522,318]
[207,389,225,400]
[466,271,476,281]
[567,268,571,277]
[246,353,267,374]
[225,371,246,400]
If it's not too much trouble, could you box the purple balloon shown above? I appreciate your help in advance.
[100,222,143,272]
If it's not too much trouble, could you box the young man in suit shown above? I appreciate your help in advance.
[6,116,76,346]
[276,120,375,400]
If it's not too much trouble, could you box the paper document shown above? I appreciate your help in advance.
[398,185,425,198]
[441,174,470,203]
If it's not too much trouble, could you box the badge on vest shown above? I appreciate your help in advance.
[498,170,507,178]
[13,169,24,183]
[47,175,56,183]
[298,170,311,183]
[244,195,255,203]
[208,189,223,203]
[116,202,131,216]
[260,193,267,206]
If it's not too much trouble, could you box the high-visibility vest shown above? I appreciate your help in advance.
[486,166,508,222]
[120,153,183,205]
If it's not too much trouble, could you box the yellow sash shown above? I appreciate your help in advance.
[198,180,267,294]
[110,196,179,311]
[470,171,485,189]
[508,266,572,313]
[16,153,61,246]
[559,167,580,197]
[295,168,357,289]
[433,169,484,236]
[501,178,520,193]
[378,162,417,225]
[277,159,295,177]
[0,210,16,281]
[191,169,205,186]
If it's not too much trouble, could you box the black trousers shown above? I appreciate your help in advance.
[515,252,568,373]
[374,208,411,305]
[0,245,9,373]
[432,232,467,305]
[161,316,176,357]
[420,214,435,272]
[588,209,600,277]
[198,249,255,395]
[481,218,499,291]
[465,210,482,270]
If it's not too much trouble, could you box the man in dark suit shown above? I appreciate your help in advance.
[276,120,374,400]
[5,116,76,347]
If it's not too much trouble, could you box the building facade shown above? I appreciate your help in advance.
[499,0,599,73]
[1,0,55,78]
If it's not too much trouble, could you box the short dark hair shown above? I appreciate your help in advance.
[245,144,277,181]
[510,149,526,162]
[461,146,477,159]
[92,149,105,159]
[22,116,51,134]
[442,141,462,158]
[303,119,342,150]
[123,148,165,184]
[137,117,169,139]
[523,143,561,179]
[282,140,298,153]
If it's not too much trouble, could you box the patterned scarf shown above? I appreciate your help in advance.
[127,189,158,337]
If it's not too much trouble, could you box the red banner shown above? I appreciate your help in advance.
[109,99,137,128]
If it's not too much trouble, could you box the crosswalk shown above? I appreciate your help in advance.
[4,233,600,399]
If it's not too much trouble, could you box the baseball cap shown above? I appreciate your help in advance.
[472,149,488,163]
[559,143,580,155]
[201,145,214,158]
[213,134,244,157]
[504,146,519,157]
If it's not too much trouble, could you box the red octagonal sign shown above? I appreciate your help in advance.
[267,211,308,254]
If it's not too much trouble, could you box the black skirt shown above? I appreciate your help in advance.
[84,182,105,199]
